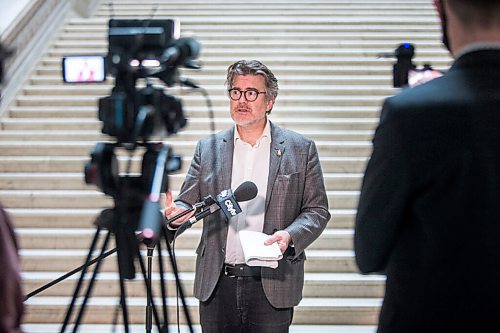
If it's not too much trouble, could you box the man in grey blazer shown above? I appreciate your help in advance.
[165,60,330,332]
[355,1,500,332]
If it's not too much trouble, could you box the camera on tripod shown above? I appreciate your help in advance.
[62,18,201,275]
[378,43,443,88]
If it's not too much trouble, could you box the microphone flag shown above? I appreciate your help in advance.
[216,189,242,219]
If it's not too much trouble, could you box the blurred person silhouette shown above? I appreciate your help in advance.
[355,0,500,332]
[0,42,24,333]
[0,203,24,333]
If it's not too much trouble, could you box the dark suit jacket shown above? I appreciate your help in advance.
[355,49,500,333]
[176,121,330,308]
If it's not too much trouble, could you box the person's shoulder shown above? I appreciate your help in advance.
[272,123,313,144]
[383,74,454,117]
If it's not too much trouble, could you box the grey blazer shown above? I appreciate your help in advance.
[175,121,330,308]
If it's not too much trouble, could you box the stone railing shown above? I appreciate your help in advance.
[0,0,100,116]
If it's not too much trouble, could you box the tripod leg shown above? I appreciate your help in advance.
[136,245,162,331]
[72,230,112,333]
[162,227,195,333]
[60,226,103,333]
[118,269,130,333]
[146,247,154,333]
[156,241,169,330]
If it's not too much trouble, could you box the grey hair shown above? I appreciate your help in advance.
[225,60,279,102]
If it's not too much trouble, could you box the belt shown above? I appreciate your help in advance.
[223,264,261,278]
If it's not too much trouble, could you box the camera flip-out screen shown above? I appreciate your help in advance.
[62,55,106,83]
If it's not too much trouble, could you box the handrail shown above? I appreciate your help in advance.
[0,0,101,116]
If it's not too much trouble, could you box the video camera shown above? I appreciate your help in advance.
[378,43,443,88]
[63,19,200,144]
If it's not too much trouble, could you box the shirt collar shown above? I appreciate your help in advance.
[455,42,500,60]
[234,118,271,146]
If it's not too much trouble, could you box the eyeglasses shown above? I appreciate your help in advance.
[227,89,266,102]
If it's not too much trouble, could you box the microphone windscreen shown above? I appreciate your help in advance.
[234,181,258,202]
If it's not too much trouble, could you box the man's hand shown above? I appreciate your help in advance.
[264,230,292,253]
[163,191,195,228]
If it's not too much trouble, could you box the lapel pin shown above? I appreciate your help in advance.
[276,149,282,157]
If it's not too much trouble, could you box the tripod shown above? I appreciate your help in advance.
[59,207,194,333]
[58,143,194,333]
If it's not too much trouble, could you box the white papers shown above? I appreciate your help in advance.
[239,230,283,269]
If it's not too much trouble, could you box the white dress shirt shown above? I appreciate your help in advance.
[224,120,271,265]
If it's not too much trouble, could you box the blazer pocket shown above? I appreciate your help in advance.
[277,172,300,182]
[276,172,302,197]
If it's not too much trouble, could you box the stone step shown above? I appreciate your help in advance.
[65,16,439,29]
[1,117,379,131]
[17,227,355,250]
[50,44,444,58]
[64,14,437,25]
[0,156,368,174]
[14,95,387,108]
[32,64,398,76]
[20,84,395,97]
[0,172,363,190]
[7,208,355,229]
[29,73,393,86]
[64,20,440,30]
[0,140,373,158]
[21,323,378,333]
[45,48,451,66]
[22,271,384,298]
[8,105,381,119]
[91,0,430,9]
[51,37,443,48]
[88,6,433,16]
[0,129,374,142]
[20,248,359,273]
[91,6,433,14]
[0,189,357,209]
[23,296,381,325]
[57,29,440,41]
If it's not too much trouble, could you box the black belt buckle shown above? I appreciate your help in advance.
[223,264,236,277]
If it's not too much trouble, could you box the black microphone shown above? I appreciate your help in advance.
[174,181,258,236]
[161,37,201,69]
[165,194,216,225]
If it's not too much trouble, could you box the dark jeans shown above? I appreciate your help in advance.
[199,273,293,333]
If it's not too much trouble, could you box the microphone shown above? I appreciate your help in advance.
[173,181,258,236]
[165,194,216,225]
[160,37,201,69]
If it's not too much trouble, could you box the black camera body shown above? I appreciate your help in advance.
[100,19,193,145]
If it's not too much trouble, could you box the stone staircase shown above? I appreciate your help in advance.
[0,0,452,332]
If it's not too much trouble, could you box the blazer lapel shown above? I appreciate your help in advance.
[217,127,234,195]
[265,122,285,212]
